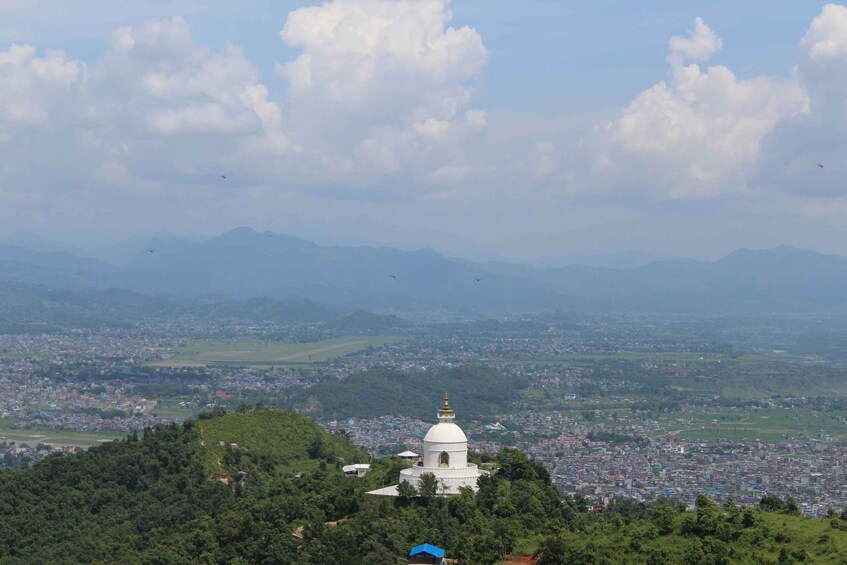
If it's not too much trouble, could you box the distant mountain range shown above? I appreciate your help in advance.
[2,230,209,265]
[1,227,846,315]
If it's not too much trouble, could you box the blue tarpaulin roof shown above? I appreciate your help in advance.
[409,543,445,558]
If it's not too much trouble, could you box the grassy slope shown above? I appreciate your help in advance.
[667,511,847,563]
[650,512,847,563]
[502,512,847,564]
[196,408,368,476]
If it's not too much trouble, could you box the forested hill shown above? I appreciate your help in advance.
[0,408,368,563]
[3,408,847,563]
[286,365,529,421]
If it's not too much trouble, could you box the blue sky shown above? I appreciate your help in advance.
[1,1,846,260]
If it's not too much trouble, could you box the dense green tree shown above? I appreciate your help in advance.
[417,472,439,498]
[785,496,801,516]
[652,497,677,535]
[0,408,844,564]
[397,480,417,500]
[760,495,786,512]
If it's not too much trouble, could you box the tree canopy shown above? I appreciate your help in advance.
[0,407,845,564]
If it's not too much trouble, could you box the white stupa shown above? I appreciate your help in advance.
[367,395,483,497]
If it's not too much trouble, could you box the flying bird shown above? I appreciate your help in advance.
[146,248,155,254]
[388,274,397,280]
[817,163,824,168]
[219,174,227,179]
[474,278,481,283]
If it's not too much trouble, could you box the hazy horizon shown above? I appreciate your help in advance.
[5,224,847,268]
[2,2,847,259]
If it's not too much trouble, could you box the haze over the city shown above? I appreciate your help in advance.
[2,1,847,260]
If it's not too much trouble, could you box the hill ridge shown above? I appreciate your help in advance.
[3,229,847,314]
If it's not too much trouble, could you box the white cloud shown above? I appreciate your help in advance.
[414,118,451,139]
[277,0,488,188]
[147,103,258,135]
[0,44,83,127]
[98,18,284,143]
[0,42,89,203]
[668,17,722,64]
[796,4,847,125]
[94,17,292,190]
[0,2,491,211]
[279,0,487,101]
[4,2,847,256]
[581,17,808,199]
[581,6,847,202]
[5,2,847,220]
[799,3,847,60]
[756,4,847,196]
[0,15,294,212]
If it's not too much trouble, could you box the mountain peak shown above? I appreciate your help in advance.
[409,246,442,257]
[219,226,262,239]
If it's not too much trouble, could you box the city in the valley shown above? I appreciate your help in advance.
[4,311,847,516]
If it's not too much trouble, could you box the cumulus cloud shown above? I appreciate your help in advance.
[668,17,722,64]
[0,15,292,209]
[277,0,488,188]
[757,4,847,197]
[797,4,847,133]
[6,1,847,222]
[0,44,83,127]
[94,17,287,165]
[581,17,809,200]
[800,3,847,60]
[0,1,492,217]
[0,43,89,204]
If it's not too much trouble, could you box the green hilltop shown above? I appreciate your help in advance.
[196,407,367,476]
[1,407,847,563]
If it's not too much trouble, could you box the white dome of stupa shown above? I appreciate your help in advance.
[423,422,468,444]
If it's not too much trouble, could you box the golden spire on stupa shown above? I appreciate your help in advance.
[438,393,454,418]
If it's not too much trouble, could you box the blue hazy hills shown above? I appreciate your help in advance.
[2,227,846,315]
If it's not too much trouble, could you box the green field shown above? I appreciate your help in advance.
[150,336,402,367]
[660,408,847,442]
[0,419,122,447]
[150,399,199,419]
